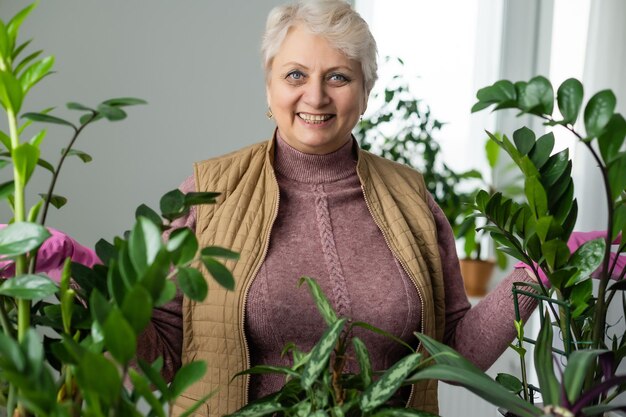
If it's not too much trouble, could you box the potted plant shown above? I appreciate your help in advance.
[409,75,626,417]
[0,4,233,416]
[353,57,493,296]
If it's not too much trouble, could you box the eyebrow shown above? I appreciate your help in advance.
[280,62,355,73]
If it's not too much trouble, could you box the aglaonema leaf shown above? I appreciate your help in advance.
[352,337,373,387]
[301,318,346,390]
[298,276,338,326]
[360,352,422,412]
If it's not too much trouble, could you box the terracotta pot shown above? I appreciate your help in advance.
[459,259,495,297]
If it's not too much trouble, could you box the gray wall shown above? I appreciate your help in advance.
[1,1,282,246]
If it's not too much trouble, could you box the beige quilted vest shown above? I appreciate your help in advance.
[171,138,445,417]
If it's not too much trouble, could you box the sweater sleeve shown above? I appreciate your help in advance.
[428,194,537,371]
[136,175,196,382]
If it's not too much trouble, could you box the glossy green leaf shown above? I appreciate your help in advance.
[101,97,147,107]
[63,148,92,163]
[562,200,578,239]
[613,204,626,242]
[121,285,153,333]
[225,400,283,417]
[38,193,67,209]
[541,239,570,271]
[0,180,14,200]
[607,153,626,200]
[518,76,554,115]
[474,80,516,105]
[485,138,500,169]
[597,113,626,165]
[14,49,42,76]
[298,276,338,326]
[167,228,198,265]
[0,130,11,150]
[557,78,583,124]
[128,216,163,276]
[97,103,127,121]
[22,328,44,377]
[21,112,75,128]
[0,71,24,112]
[546,164,572,209]
[584,90,616,138]
[525,176,548,218]
[137,357,170,397]
[562,349,605,404]
[13,142,39,184]
[0,274,58,299]
[0,221,50,256]
[534,313,560,405]
[234,364,299,379]
[6,3,36,46]
[160,189,186,221]
[19,56,54,93]
[29,129,46,147]
[513,127,535,156]
[79,112,101,125]
[540,149,569,187]
[301,318,346,390]
[95,238,116,265]
[184,191,220,206]
[169,360,207,398]
[551,181,574,224]
[135,203,163,228]
[137,249,170,301]
[360,352,422,412]
[569,279,592,317]
[529,132,555,169]
[177,267,208,302]
[103,308,136,364]
[352,337,373,387]
[568,238,605,284]
[155,279,177,306]
[201,246,239,260]
[89,289,111,326]
[201,256,235,291]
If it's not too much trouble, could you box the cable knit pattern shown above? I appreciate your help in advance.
[313,183,352,317]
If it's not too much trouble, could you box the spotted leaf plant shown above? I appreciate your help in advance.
[0,4,234,416]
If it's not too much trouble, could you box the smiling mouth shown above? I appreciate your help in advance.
[298,113,334,124]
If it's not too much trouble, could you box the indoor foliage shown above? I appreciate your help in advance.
[415,76,626,417]
[0,4,232,416]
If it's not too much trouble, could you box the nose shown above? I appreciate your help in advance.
[303,78,330,108]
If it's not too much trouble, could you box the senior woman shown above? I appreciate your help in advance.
[140,1,537,416]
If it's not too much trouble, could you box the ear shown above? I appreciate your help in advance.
[266,84,272,108]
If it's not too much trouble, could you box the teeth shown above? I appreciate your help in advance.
[299,113,332,123]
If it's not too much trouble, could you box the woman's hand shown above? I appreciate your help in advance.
[515,231,625,286]
[0,225,100,281]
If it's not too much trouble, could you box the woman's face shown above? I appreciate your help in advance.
[266,24,368,155]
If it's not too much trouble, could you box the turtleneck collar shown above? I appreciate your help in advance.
[273,131,357,184]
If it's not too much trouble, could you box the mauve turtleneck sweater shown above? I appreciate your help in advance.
[139,134,536,403]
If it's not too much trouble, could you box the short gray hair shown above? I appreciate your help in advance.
[261,0,378,94]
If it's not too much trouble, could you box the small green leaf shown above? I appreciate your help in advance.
[607,153,626,200]
[0,274,58,299]
[38,193,67,209]
[0,222,50,256]
[14,49,42,76]
[0,130,11,150]
[584,90,617,138]
[128,217,163,276]
[177,267,208,302]
[529,132,555,169]
[155,279,177,306]
[12,142,39,184]
[563,349,605,404]
[298,276,338,326]
[29,129,46,147]
[160,189,186,221]
[184,191,220,206]
[525,176,548,218]
[518,76,554,115]
[135,204,163,227]
[301,318,346,390]
[352,337,373,387]
[200,246,239,260]
[0,332,25,372]
[541,239,570,271]
[475,80,516,105]
[513,127,535,156]
[169,361,207,399]
[128,369,166,417]
[101,97,147,107]
[540,148,569,187]
[97,103,127,121]
[534,313,560,405]
[21,112,75,128]
[19,56,54,93]
[103,308,137,364]
[95,238,116,265]
[121,285,153,333]
[557,78,583,124]
[63,148,92,163]
[75,349,122,405]
[0,71,24,113]
[66,102,94,112]
[6,3,37,45]
[0,180,14,200]
[485,138,500,169]
[201,257,235,291]
[167,228,198,265]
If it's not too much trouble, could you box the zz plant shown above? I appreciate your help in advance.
[0,4,233,416]
[415,76,626,417]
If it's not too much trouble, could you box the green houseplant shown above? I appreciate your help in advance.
[412,76,626,417]
[0,4,234,416]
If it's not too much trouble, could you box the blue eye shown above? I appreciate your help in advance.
[329,73,348,82]
[287,70,304,80]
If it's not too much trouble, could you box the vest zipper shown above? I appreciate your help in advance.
[359,184,424,408]
[240,177,280,407]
